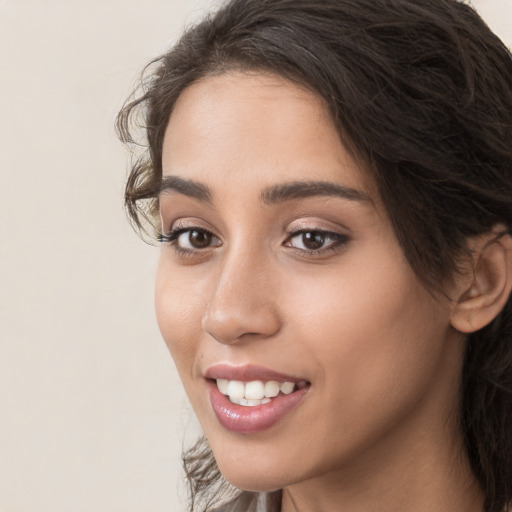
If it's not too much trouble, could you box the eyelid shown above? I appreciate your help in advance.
[286,211,349,227]
[285,218,348,237]
[159,226,220,243]
[160,217,217,237]
[285,228,348,244]
[283,231,348,255]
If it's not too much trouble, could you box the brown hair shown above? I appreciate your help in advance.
[116,1,512,510]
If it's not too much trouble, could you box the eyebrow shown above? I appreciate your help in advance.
[261,180,369,204]
[159,175,369,205]
[159,175,213,203]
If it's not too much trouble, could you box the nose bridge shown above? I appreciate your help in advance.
[202,242,281,344]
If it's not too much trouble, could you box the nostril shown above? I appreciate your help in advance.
[202,302,282,345]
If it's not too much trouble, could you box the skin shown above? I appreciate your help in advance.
[155,72,484,512]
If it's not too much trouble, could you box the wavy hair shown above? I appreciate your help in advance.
[116,1,512,510]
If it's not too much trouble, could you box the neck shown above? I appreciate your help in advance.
[281,408,484,512]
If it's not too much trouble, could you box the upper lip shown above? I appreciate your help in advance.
[204,364,307,383]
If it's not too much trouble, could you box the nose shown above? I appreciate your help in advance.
[201,248,281,345]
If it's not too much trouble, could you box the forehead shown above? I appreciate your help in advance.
[162,71,373,198]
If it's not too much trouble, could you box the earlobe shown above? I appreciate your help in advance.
[450,228,512,334]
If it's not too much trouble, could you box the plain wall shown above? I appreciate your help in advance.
[1,1,510,511]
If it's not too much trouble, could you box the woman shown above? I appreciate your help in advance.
[117,0,512,511]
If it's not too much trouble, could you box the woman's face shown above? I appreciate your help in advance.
[156,72,465,491]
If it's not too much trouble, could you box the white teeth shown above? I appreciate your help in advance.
[280,382,295,395]
[264,381,280,398]
[216,378,301,405]
[230,397,272,407]
[217,379,229,394]
[246,399,263,406]
[245,381,265,400]
[227,380,245,400]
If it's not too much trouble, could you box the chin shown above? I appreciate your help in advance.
[220,467,284,493]
[211,442,294,492]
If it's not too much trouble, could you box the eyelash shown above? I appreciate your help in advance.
[284,229,349,256]
[158,227,349,258]
[157,227,220,257]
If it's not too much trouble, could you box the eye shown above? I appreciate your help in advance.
[176,229,216,249]
[158,227,221,252]
[285,230,348,252]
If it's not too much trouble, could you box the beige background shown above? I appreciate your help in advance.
[0,1,510,511]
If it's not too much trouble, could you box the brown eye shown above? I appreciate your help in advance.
[301,232,325,250]
[188,229,212,248]
[172,228,221,251]
[286,230,348,253]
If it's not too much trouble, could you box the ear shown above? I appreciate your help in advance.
[450,226,512,333]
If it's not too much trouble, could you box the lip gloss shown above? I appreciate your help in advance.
[208,379,308,434]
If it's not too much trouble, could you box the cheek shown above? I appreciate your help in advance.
[272,264,453,471]
[155,259,208,378]
[281,250,450,400]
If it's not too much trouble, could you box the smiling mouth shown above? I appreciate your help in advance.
[214,378,310,406]
[206,370,311,433]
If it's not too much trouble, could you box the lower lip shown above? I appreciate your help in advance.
[208,380,309,434]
